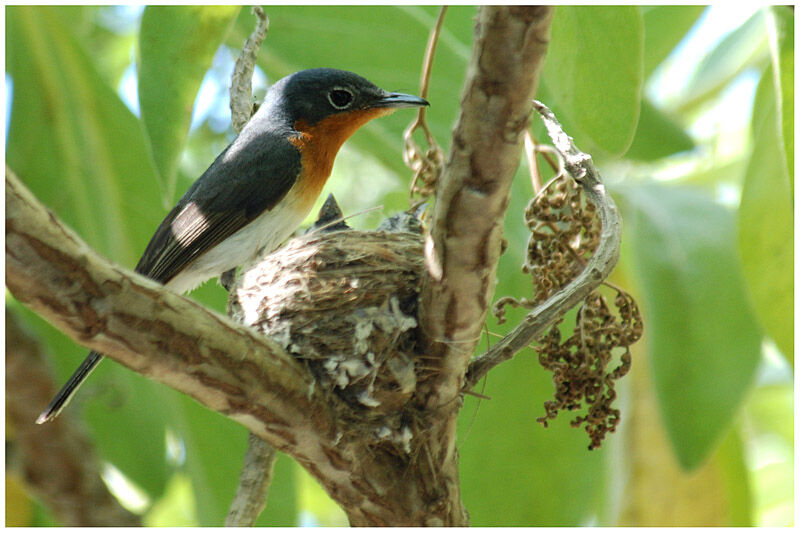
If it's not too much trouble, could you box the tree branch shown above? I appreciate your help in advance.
[225,433,278,526]
[464,101,623,389]
[5,165,339,459]
[418,6,554,408]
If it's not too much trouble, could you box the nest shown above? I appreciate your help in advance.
[228,228,425,447]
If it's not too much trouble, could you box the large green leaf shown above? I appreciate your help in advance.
[6,5,163,265]
[138,6,240,202]
[738,67,793,363]
[641,6,706,79]
[621,184,762,470]
[541,6,644,156]
[6,5,170,497]
[767,6,794,194]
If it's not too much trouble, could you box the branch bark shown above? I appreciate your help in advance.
[419,6,554,409]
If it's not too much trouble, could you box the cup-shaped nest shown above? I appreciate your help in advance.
[228,230,424,421]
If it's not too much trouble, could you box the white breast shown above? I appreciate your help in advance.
[165,187,313,294]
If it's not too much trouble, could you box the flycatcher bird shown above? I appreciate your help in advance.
[37,68,429,424]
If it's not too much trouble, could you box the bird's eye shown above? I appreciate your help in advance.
[327,88,354,109]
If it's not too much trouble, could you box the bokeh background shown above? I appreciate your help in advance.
[5,5,793,526]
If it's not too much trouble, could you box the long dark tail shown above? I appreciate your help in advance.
[36,351,104,424]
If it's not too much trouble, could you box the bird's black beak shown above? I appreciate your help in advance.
[374,92,430,109]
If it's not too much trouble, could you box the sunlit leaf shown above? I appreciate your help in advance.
[738,67,793,363]
[642,6,706,78]
[138,6,240,202]
[541,6,644,156]
[767,6,794,194]
[621,184,762,470]
[715,429,753,526]
[6,5,163,265]
[678,9,770,115]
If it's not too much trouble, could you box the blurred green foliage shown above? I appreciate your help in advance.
[5,5,793,527]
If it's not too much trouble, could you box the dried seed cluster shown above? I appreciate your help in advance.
[537,290,641,449]
[493,173,642,449]
[404,133,444,201]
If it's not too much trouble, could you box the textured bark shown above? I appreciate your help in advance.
[419,6,554,407]
[5,310,141,527]
[411,8,554,524]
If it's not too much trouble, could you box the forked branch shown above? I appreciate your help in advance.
[465,101,623,389]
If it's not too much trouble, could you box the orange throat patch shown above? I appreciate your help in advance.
[289,107,395,196]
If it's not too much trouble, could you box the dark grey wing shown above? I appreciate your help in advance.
[135,131,301,283]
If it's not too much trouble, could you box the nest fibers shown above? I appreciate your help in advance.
[228,229,424,443]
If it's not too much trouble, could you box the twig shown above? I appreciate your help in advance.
[464,100,622,389]
[523,130,543,193]
[230,6,269,133]
[225,433,279,526]
[226,7,278,527]
[404,6,447,201]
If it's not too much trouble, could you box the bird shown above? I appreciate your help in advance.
[36,68,429,424]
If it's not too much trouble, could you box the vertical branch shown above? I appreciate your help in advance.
[230,6,269,133]
[418,6,555,409]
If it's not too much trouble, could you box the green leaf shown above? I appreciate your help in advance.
[626,98,695,161]
[715,429,753,526]
[621,184,762,470]
[767,6,794,195]
[138,5,241,201]
[6,5,163,266]
[541,6,644,156]
[6,5,170,496]
[641,6,706,79]
[738,67,793,363]
[678,9,770,115]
